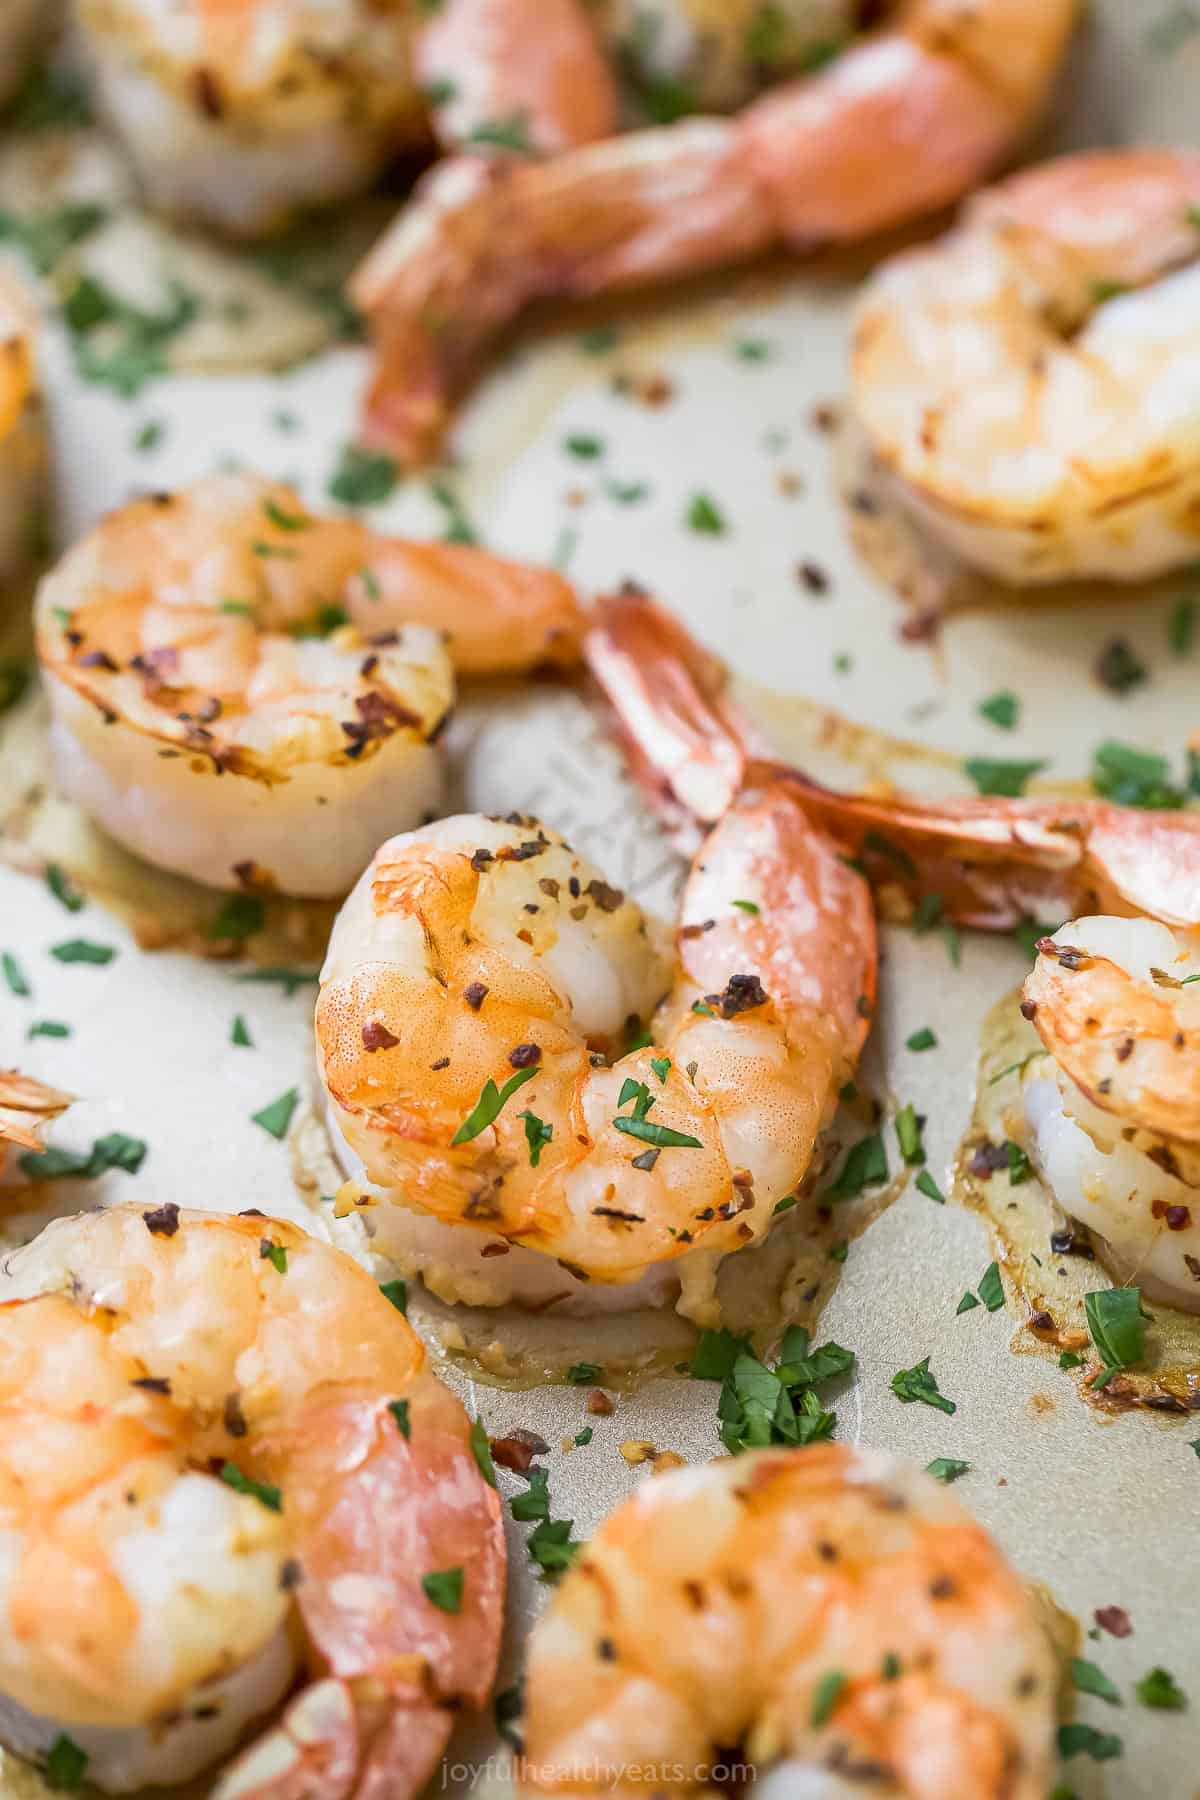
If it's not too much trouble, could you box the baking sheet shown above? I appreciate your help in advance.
[3,3,1200,1793]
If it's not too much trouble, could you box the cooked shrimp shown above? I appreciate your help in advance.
[522,1444,1057,1800]
[1021,918,1200,1311]
[0,1072,72,1159]
[854,148,1200,584]
[0,1204,504,1795]
[586,591,1200,932]
[33,472,583,897]
[353,0,1077,462]
[0,272,47,596]
[72,0,426,238]
[418,0,618,155]
[0,0,55,111]
[316,766,874,1320]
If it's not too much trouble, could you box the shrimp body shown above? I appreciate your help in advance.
[1022,918,1200,1309]
[0,1072,72,1166]
[0,1205,504,1795]
[354,0,1076,462]
[0,273,47,596]
[34,473,582,896]
[73,0,425,238]
[853,149,1200,585]
[316,792,873,1318]
[522,1445,1056,1800]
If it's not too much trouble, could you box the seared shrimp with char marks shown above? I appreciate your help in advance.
[522,1444,1056,1800]
[354,0,1077,463]
[0,1204,505,1796]
[34,472,583,897]
[1022,918,1200,1311]
[854,148,1200,584]
[316,759,874,1319]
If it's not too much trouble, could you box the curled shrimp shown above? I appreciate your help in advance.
[33,472,583,897]
[1021,918,1200,1311]
[521,1444,1057,1800]
[0,1071,72,1160]
[74,0,427,238]
[585,590,1200,933]
[315,747,874,1320]
[0,1204,504,1795]
[0,271,47,594]
[353,0,1077,463]
[853,148,1200,585]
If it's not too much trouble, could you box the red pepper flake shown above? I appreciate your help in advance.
[464,982,489,1011]
[490,1430,550,1473]
[509,1043,541,1067]
[1094,1605,1132,1639]
[586,1388,614,1416]
[362,1020,400,1053]
[796,561,830,595]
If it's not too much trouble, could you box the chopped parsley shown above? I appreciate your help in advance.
[891,1357,956,1415]
[20,1132,146,1183]
[467,112,533,153]
[916,1169,946,1204]
[809,1670,846,1728]
[1091,740,1184,810]
[422,1566,464,1612]
[470,1419,497,1487]
[0,201,106,275]
[452,1064,539,1145]
[2,950,30,996]
[1057,1722,1122,1762]
[511,1468,550,1522]
[963,757,1046,798]
[925,1458,969,1483]
[686,493,727,535]
[956,1290,980,1315]
[906,1026,937,1052]
[1072,1658,1121,1705]
[44,1735,88,1793]
[564,433,604,460]
[526,1517,581,1578]
[389,1398,411,1439]
[1084,1287,1146,1388]
[220,1462,282,1512]
[692,1325,854,1455]
[1136,1667,1186,1710]
[894,1104,925,1166]
[260,1238,288,1275]
[519,1108,553,1166]
[977,690,1019,730]
[209,894,265,942]
[428,478,479,545]
[380,1278,408,1314]
[828,1131,888,1198]
[1168,596,1196,656]
[1094,638,1148,695]
[28,1020,69,1039]
[251,1087,300,1141]
[51,938,114,965]
[328,444,400,507]
[566,1362,601,1385]
[977,1262,1005,1312]
[231,1014,253,1047]
[45,863,84,913]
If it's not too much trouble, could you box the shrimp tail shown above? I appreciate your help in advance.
[586,592,1200,932]
[583,589,770,850]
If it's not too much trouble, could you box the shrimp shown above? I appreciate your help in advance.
[521,1444,1057,1800]
[0,1072,72,1159]
[0,0,55,111]
[0,1204,505,1795]
[315,767,874,1321]
[72,0,427,239]
[853,148,1200,585]
[0,271,47,596]
[33,472,584,897]
[352,0,1077,463]
[585,590,1200,933]
[1021,919,1200,1312]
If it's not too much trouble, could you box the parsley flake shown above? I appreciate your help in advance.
[891,1358,956,1415]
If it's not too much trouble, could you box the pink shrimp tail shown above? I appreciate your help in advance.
[215,1677,453,1800]
[584,589,775,848]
